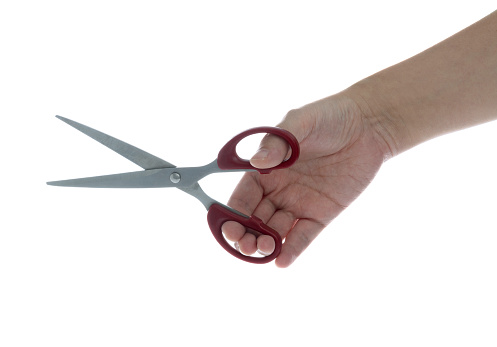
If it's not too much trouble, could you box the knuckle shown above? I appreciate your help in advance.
[282,109,301,124]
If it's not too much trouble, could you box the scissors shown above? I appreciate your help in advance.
[47,116,300,264]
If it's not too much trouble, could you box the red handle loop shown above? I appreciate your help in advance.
[217,127,300,174]
[207,204,282,264]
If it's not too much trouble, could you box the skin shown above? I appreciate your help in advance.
[222,11,497,268]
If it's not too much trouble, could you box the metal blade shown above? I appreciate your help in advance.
[46,168,175,188]
[46,160,230,189]
[55,116,175,170]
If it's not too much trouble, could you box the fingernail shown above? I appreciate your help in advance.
[252,148,269,161]
[257,249,272,256]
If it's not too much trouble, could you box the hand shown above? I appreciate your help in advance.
[222,92,389,267]
[223,11,497,267]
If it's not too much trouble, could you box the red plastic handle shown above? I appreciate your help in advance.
[207,203,282,264]
[217,127,300,174]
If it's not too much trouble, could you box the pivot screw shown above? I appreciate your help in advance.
[170,172,181,184]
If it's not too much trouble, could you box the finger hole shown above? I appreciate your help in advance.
[221,221,272,259]
[250,134,290,169]
[236,133,266,160]
[284,147,292,161]
[257,235,275,256]
[221,221,245,242]
[238,233,257,255]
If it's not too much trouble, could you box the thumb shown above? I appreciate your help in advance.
[250,132,292,169]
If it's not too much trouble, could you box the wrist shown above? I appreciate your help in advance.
[343,76,412,160]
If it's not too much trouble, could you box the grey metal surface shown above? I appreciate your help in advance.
[181,182,218,211]
[47,160,232,188]
[48,116,251,217]
[47,160,247,216]
[55,116,174,170]
[180,183,247,217]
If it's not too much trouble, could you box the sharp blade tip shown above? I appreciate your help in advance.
[55,115,69,122]
[46,180,68,186]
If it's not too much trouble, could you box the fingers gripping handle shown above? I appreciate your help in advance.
[217,127,300,174]
[207,204,282,264]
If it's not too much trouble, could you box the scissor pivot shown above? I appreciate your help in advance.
[170,172,181,184]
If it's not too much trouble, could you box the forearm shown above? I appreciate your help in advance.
[349,10,497,157]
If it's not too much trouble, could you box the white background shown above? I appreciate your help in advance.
[1,1,496,346]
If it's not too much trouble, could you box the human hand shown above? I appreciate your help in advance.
[222,92,390,267]
[224,10,497,267]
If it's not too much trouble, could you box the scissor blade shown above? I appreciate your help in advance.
[46,169,175,188]
[55,116,175,170]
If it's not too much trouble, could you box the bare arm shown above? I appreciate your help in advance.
[350,11,497,157]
